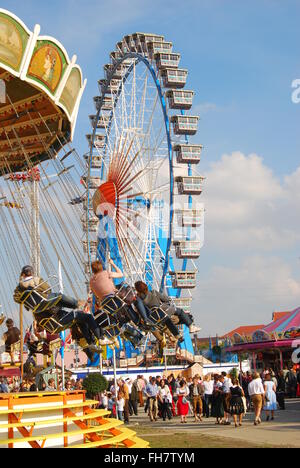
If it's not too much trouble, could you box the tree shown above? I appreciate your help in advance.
[212,345,222,356]
[83,373,108,398]
[229,368,239,381]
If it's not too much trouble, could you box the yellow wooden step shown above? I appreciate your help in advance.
[123,437,150,448]
[68,428,138,448]
[0,409,111,430]
[0,420,124,445]
[10,391,81,398]
[0,400,99,415]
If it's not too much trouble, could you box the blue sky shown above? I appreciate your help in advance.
[2,0,299,175]
[2,0,300,335]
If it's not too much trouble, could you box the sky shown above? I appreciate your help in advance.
[1,0,300,336]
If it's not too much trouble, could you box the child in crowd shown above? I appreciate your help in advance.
[107,393,114,417]
[101,391,108,410]
[116,394,125,421]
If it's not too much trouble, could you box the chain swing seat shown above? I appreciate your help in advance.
[96,295,143,348]
[17,289,67,335]
[148,306,182,341]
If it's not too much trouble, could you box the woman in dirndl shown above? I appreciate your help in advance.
[176,380,190,423]
[229,379,245,427]
[263,373,277,421]
[211,376,224,424]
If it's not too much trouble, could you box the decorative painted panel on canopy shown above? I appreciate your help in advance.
[0,11,29,73]
[59,67,82,118]
[0,8,86,174]
[27,40,68,95]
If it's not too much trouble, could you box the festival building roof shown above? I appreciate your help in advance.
[0,8,86,174]
[263,307,300,334]
[222,325,265,339]
[226,307,300,352]
[272,311,290,322]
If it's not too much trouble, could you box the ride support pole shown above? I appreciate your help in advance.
[279,349,283,370]
[100,352,103,374]
[239,354,243,385]
[112,347,118,420]
[20,303,24,382]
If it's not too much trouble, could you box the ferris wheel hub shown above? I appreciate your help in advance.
[92,180,117,217]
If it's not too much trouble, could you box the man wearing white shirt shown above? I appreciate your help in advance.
[220,373,232,425]
[248,373,265,425]
[203,375,214,418]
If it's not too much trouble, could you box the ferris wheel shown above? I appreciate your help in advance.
[82,33,204,316]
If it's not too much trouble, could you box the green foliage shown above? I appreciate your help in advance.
[212,345,222,356]
[82,373,108,398]
[229,368,239,380]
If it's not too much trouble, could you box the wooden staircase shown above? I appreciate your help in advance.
[0,391,149,448]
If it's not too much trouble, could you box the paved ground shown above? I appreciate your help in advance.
[128,399,300,448]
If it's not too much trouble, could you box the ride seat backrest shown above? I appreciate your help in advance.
[149,307,167,326]
[101,295,127,317]
[20,289,61,313]
[116,285,136,305]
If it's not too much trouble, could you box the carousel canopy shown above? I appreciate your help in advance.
[0,8,86,174]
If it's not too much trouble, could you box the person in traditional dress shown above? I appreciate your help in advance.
[176,380,190,423]
[211,375,224,424]
[229,379,245,427]
[263,373,277,421]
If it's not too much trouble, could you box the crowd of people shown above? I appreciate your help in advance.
[0,375,84,394]
[91,367,300,427]
[1,367,299,428]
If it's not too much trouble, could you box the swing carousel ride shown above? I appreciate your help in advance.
[0,8,204,381]
[0,8,150,449]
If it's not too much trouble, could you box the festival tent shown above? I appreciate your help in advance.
[262,307,300,334]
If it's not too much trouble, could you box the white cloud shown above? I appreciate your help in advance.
[201,151,300,250]
[194,255,300,336]
[191,151,300,336]
[193,102,218,115]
